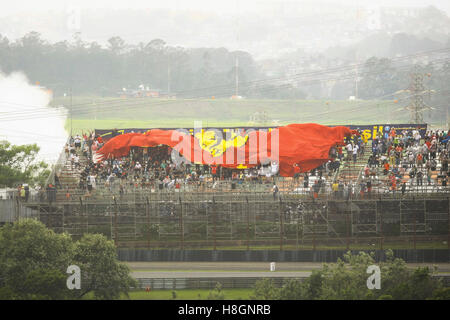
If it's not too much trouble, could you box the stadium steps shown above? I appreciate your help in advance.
[336,141,372,185]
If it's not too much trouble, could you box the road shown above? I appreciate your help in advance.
[126,262,450,279]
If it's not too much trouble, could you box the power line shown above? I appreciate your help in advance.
[0,50,449,122]
[2,55,449,123]
[4,45,448,111]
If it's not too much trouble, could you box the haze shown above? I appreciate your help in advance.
[1,0,449,59]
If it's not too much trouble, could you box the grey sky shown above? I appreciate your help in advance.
[1,0,449,16]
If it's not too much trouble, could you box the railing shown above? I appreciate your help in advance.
[45,137,71,187]
[25,185,450,206]
[134,277,305,290]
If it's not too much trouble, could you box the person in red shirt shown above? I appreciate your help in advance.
[364,166,370,178]
[211,165,218,181]
[417,153,423,167]
[389,128,396,137]
[383,162,390,175]
[391,177,397,193]
[293,163,301,182]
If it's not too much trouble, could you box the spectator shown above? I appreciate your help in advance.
[272,183,279,200]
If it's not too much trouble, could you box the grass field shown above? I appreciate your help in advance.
[123,289,252,300]
[81,288,252,300]
[108,289,253,300]
[52,96,411,134]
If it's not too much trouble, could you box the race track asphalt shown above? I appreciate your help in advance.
[126,262,450,279]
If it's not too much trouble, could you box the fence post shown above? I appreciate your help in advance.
[179,197,184,250]
[413,210,417,250]
[134,201,137,242]
[246,196,250,251]
[113,196,118,247]
[312,212,316,251]
[15,197,20,221]
[229,201,232,241]
[213,196,217,251]
[279,197,283,251]
[85,199,88,235]
[346,206,350,250]
[206,199,209,241]
[79,197,84,236]
[378,200,383,250]
[146,197,150,249]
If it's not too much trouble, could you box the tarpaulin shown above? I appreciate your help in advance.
[96,123,353,177]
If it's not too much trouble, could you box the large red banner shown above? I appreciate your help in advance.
[96,123,353,177]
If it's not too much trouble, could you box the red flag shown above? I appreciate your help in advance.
[97,124,352,177]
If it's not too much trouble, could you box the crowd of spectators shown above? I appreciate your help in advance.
[359,128,450,196]
[56,128,450,200]
[64,131,282,196]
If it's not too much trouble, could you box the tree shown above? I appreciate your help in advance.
[358,57,400,99]
[378,250,442,300]
[249,278,280,300]
[207,282,225,300]
[278,279,306,300]
[0,219,136,300]
[107,36,126,55]
[0,219,74,299]
[250,250,446,300]
[73,233,137,300]
[0,140,49,187]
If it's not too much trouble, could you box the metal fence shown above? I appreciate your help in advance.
[8,192,450,251]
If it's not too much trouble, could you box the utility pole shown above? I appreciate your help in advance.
[446,105,449,129]
[355,57,358,100]
[167,55,171,97]
[70,87,73,137]
[235,55,239,97]
[235,0,240,98]
[404,66,433,124]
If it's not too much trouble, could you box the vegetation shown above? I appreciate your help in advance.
[117,288,252,300]
[0,219,136,300]
[0,32,304,99]
[0,140,49,187]
[207,282,225,300]
[250,250,448,300]
[0,32,448,125]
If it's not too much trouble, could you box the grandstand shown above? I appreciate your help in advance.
[8,124,450,252]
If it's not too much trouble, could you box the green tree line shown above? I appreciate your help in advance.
[0,32,305,99]
[0,219,136,300]
[250,250,450,300]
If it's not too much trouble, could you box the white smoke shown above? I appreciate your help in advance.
[0,71,68,164]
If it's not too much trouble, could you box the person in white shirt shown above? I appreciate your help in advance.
[74,154,80,169]
[69,153,75,169]
[352,144,359,163]
[74,135,81,150]
[89,175,96,189]
[271,161,279,176]
[134,161,142,175]
[346,142,353,161]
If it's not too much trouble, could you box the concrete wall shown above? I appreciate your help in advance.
[0,199,39,223]
[117,249,450,263]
